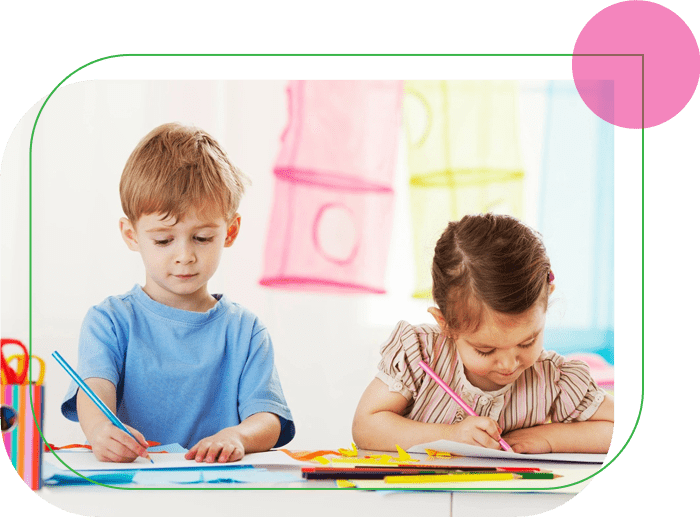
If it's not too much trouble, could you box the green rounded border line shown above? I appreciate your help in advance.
[24,53,643,492]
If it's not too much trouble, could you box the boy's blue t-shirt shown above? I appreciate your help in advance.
[61,285,295,449]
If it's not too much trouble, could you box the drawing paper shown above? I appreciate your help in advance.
[408,440,607,464]
[45,448,316,472]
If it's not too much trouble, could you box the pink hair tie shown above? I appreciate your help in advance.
[548,271,555,284]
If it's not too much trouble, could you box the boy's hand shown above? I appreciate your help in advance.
[501,427,553,454]
[185,428,245,463]
[447,416,504,450]
[87,421,150,463]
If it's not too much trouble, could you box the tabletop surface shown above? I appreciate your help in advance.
[37,448,601,517]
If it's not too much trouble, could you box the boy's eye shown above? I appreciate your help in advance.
[518,341,535,349]
[154,239,172,246]
[194,236,214,243]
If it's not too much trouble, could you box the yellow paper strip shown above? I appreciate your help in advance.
[395,445,418,462]
[338,442,358,457]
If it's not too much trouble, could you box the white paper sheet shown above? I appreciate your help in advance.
[45,449,315,471]
[407,440,607,464]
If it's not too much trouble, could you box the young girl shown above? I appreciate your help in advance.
[353,213,613,454]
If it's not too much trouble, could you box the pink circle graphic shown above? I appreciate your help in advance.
[573,1,700,128]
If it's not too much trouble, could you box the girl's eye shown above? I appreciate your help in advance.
[194,236,214,243]
[518,342,535,349]
[475,349,495,357]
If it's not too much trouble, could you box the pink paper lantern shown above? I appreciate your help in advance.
[260,81,403,294]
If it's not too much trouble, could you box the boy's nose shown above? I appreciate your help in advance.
[175,243,196,264]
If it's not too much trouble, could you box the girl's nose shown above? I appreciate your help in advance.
[497,353,519,370]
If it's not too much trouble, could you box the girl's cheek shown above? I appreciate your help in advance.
[522,349,540,367]
[467,357,490,375]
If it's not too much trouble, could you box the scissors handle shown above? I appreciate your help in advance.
[6,354,45,385]
[1,338,29,385]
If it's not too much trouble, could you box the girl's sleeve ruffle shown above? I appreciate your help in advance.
[550,356,607,423]
[375,321,427,402]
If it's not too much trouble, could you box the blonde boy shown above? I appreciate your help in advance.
[61,123,294,463]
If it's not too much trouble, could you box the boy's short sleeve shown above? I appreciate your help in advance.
[60,306,125,421]
[550,356,607,423]
[236,324,295,448]
[375,321,429,402]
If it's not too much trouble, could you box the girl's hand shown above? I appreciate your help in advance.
[185,429,245,463]
[502,426,553,454]
[447,416,504,450]
[87,421,150,463]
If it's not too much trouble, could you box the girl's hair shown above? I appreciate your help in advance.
[120,122,250,225]
[431,213,551,335]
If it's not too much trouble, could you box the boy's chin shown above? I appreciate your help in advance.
[169,285,207,297]
[149,280,208,299]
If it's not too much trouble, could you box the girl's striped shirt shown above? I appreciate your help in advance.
[375,321,607,432]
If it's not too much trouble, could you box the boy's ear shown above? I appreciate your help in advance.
[427,307,448,333]
[224,214,241,248]
[119,218,140,251]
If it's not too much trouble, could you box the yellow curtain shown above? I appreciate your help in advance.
[404,81,525,298]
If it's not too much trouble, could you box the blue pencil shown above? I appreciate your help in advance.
[52,351,153,463]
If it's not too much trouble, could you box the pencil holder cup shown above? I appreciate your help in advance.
[2,384,44,490]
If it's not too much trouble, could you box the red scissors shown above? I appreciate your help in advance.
[1,338,29,385]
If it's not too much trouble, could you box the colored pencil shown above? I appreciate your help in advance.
[306,466,544,472]
[51,351,153,463]
[418,360,513,452]
[516,472,562,480]
[302,467,550,480]
[384,472,518,483]
[392,464,543,472]
[304,469,449,480]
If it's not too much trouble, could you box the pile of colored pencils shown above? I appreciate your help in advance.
[302,464,561,483]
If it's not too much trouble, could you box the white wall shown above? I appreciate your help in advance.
[1,80,549,449]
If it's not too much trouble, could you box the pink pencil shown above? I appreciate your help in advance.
[418,360,513,452]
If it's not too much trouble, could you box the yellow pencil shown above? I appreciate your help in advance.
[384,472,519,484]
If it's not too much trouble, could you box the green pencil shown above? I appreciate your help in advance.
[517,472,563,480]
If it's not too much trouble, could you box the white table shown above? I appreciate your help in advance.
[37,449,598,517]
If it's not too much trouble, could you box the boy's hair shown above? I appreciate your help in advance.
[431,213,551,335]
[120,122,250,224]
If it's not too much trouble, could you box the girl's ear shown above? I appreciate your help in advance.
[224,214,241,248]
[120,218,140,251]
[427,307,448,333]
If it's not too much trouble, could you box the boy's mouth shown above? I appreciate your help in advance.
[174,274,197,279]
